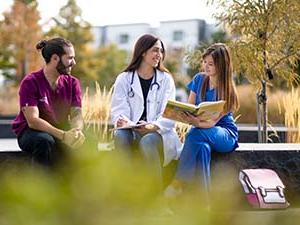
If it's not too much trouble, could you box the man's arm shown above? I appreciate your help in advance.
[23,105,84,148]
[22,105,64,140]
[70,106,84,130]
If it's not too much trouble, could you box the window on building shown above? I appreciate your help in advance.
[173,30,184,41]
[119,34,129,44]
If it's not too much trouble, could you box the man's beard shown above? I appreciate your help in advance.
[56,58,73,75]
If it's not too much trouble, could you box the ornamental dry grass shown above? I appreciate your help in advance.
[236,85,285,124]
[80,83,287,144]
[82,82,113,142]
[279,87,300,143]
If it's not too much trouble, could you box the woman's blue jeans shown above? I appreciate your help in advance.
[175,126,238,190]
[114,129,164,190]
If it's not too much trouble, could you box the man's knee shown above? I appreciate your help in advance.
[23,132,56,166]
[19,130,55,151]
[32,132,56,153]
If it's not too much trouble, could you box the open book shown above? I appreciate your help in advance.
[162,99,226,123]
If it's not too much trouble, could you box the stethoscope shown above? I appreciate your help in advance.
[127,70,160,98]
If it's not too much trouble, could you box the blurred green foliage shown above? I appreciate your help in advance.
[0,134,299,224]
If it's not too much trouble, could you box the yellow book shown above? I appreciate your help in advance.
[163,99,226,123]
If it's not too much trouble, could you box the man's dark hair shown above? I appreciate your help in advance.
[36,37,72,63]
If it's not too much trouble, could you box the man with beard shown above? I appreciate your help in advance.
[12,37,85,168]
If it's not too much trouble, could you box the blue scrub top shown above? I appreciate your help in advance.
[187,73,238,140]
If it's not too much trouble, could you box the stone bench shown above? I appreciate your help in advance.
[0,138,28,166]
[210,143,300,206]
[0,138,21,152]
[236,143,300,151]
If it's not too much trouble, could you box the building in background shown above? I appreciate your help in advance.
[92,23,153,50]
[92,19,211,51]
[158,19,207,75]
[158,19,206,51]
[91,19,217,101]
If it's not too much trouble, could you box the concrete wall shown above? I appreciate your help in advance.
[158,19,206,51]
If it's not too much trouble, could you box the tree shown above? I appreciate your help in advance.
[47,0,96,82]
[94,44,127,88]
[0,0,43,83]
[208,0,300,142]
[164,47,189,89]
[185,28,229,78]
[0,44,15,81]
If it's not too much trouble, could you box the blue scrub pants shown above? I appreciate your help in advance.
[175,126,237,190]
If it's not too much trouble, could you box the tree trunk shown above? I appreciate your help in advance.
[256,92,262,143]
[256,80,268,143]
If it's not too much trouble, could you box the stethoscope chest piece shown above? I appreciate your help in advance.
[127,70,160,98]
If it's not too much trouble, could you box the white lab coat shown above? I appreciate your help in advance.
[111,70,182,166]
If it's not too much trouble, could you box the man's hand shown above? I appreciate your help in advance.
[63,128,85,149]
[71,129,85,148]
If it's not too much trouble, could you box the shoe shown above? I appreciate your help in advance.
[163,185,182,198]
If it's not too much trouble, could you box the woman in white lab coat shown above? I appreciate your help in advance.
[111,34,181,189]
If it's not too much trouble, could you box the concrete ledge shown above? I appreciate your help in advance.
[0,139,21,152]
[1,139,300,153]
[236,143,300,151]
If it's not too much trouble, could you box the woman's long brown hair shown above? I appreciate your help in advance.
[200,43,239,113]
[123,34,169,73]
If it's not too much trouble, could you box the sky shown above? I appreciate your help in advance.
[0,0,216,27]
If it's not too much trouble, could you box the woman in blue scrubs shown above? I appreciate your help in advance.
[165,43,239,196]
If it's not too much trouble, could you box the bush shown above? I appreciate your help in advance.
[236,85,284,125]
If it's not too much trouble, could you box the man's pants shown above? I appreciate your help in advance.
[18,128,67,168]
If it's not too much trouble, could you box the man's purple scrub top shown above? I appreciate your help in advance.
[12,69,82,137]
